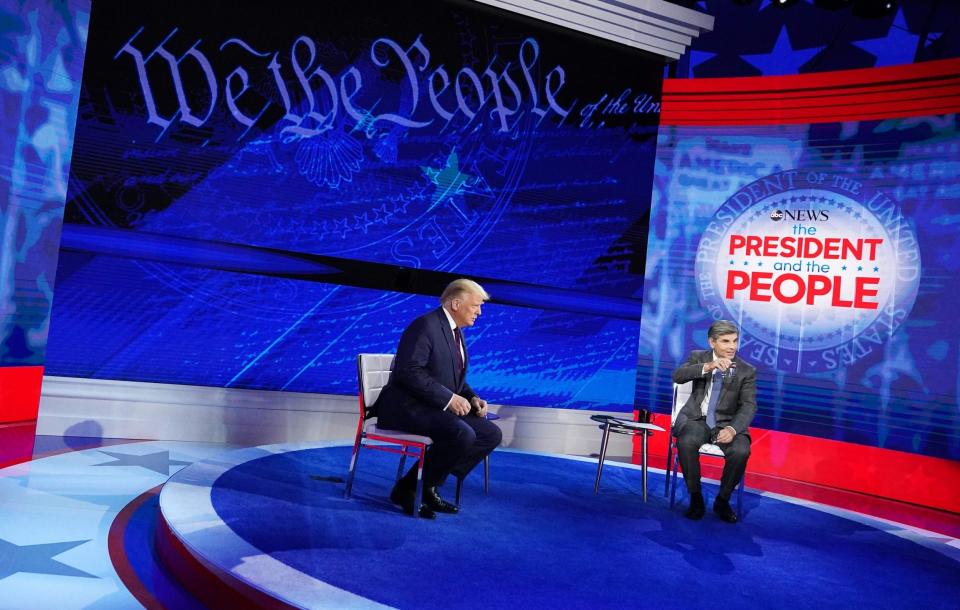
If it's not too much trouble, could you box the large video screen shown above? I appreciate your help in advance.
[637,114,960,460]
[0,0,87,369]
[45,0,662,410]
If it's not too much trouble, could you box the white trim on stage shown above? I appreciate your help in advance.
[38,376,639,459]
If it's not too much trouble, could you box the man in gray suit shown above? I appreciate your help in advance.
[672,320,757,523]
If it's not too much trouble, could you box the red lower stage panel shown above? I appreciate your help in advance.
[0,420,38,469]
[0,365,44,423]
[638,412,960,534]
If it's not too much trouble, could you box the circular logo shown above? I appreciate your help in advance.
[695,170,921,373]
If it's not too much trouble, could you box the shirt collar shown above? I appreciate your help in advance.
[441,306,457,331]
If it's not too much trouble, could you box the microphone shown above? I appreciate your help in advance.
[723,361,737,380]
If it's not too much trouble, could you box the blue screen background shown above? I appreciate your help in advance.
[44,0,661,411]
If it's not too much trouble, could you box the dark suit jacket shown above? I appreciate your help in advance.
[672,350,757,437]
[375,307,478,419]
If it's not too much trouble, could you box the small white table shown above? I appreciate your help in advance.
[591,415,665,501]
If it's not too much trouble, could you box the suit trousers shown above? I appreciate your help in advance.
[383,405,502,489]
[676,419,750,500]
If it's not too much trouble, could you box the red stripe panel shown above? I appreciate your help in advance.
[637,413,960,515]
[155,511,300,610]
[662,57,960,126]
[665,57,960,94]
[109,488,166,610]
[0,421,37,469]
[0,366,44,423]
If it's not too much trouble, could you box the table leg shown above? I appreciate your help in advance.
[594,423,612,494]
[641,430,649,502]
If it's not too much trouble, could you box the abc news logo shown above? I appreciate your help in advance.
[770,209,830,222]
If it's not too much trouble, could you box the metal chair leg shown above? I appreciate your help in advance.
[669,453,681,508]
[736,476,744,515]
[413,450,425,520]
[483,455,490,495]
[344,435,364,498]
[455,476,464,506]
[593,423,612,493]
[664,437,674,496]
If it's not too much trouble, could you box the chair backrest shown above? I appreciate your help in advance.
[671,382,692,424]
[357,353,395,417]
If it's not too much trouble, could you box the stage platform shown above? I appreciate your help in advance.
[154,442,960,610]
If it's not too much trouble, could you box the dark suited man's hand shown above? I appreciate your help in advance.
[705,358,733,373]
[448,394,471,416]
[471,397,488,417]
[716,427,736,444]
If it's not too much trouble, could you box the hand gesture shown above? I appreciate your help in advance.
[448,394,471,416]
[706,358,733,373]
[471,397,488,418]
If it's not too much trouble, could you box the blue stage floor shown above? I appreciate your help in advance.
[2,439,958,609]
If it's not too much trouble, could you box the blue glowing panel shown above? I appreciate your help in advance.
[638,116,960,459]
[0,0,88,367]
[46,0,661,410]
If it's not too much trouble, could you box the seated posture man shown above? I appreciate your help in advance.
[374,278,503,519]
[672,319,757,523]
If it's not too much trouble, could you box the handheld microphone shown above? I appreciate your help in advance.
[724,361,737,380]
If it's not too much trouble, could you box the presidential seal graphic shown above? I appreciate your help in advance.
[695,170,921,373]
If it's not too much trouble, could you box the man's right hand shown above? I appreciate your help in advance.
[705,358,733,373]
[448,394,471,416]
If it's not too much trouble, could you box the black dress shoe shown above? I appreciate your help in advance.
[713,497,738,523]
[424,487,459,514]
[685,492,705,520]
[389,484,437,519]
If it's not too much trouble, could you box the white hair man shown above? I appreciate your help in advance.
[374,279,502,519]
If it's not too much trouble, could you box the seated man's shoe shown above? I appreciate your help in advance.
[424,487,459,514]
[685,492,705,520]
[389,484,437,519]
[713,497,738,523]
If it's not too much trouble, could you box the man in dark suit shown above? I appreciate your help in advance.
[672,319,757,523]
[375,279,503,519]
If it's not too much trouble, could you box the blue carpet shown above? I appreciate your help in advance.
[210,447,958,609]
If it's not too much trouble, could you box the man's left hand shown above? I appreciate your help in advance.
[471,397,488,418]
[715,426,736,444]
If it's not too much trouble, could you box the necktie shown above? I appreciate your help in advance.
[706,370,722,428]
[453,327,464,372]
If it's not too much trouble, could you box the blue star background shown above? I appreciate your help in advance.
[672,0,958,78]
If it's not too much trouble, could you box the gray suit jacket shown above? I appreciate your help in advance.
[671,350,757,437]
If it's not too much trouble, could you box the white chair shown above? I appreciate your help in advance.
[344,353,433,518]
[665,382,745,514]
[344,353,492,516]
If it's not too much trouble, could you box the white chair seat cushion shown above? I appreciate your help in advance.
[698,443,724,456]
[364,420,433,445]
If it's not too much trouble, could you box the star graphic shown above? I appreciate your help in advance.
[742,26,825,76]
[0,538,97,580]
[853,10,919,66]
[331,217,351,238]
[873,266,879,272]
[687,50,716,73]
[92,450,191,476]
[421,150,480,205]
[353,211,372,233]
[373,203,392,223]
